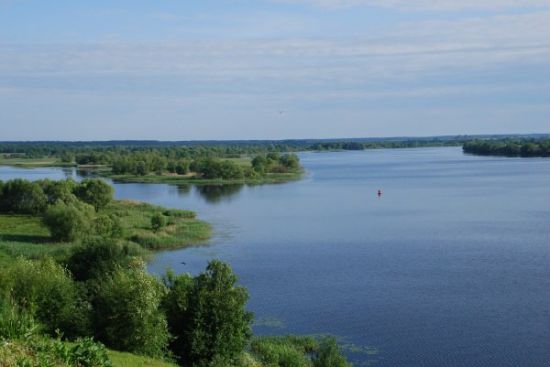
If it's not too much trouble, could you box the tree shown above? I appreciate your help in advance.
[74,179,114,211]
[94,214,123,239]
[0,179,47,214]
[251,155,268,173]
[0,257,88,337]
[39,178,78,205]
[93,267,169,357]
[164,260,253,366]
[43,201,94,242]
[175,160,190,175]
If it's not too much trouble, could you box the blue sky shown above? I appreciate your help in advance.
[1,0,549,140]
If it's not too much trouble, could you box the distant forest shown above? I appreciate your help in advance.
[463,139,550,157]
[0,136,474,160]
[1,134,549,163]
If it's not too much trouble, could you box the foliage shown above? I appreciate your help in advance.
[0,299,41,339]
[38,179,78,205]
[0,179,47,214]
[0,336,112,367]
[249,336,351,367]
[312,337,351,367]
[163,260,253,366]
[43,201,95,242]
[66,239,140,283]
[463,139,550,157]
[250,336,317,367]
[0,257,88,337]
[69,337,113,367]
[93,266,169,358]
[74,179,114,211]
[94,214,124,239]
[151,213,167,232]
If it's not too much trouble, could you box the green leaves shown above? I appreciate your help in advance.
[163,260,253,367]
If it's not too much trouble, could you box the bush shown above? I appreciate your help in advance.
[94,214,123,239]
[0,299,40,339]
[0,179,47,214]
[0,257,88,337]
[74,179,114,211]
[39,179,78,205]
[312,337,351,367]
[66,239,140,283]
[250,336,316,367]
[0,336,112,367]
[164,260,253,366]
[93,267,169,357]
[151,213,167,232]
[43,201,94,242]
[70,337,113,367]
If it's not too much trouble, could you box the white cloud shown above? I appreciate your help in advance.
[1,11,549,106]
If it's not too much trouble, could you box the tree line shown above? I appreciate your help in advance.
[0,137,466,161]
[463,139,550,157]
[110,152,300,179]
[0,178,116,242]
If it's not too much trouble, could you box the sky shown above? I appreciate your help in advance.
[1,0,549,140]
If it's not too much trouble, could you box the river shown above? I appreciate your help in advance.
[1,147,549,367]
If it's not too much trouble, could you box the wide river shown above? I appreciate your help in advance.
[1,147,549,367]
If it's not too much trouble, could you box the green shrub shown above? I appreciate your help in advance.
[0,257,88,337]
[74,179,114,212]
[93,267,169,358]
[312,337,351,367]
[66,239,140,283]
[0,179,47,214]
[43,201,94,242]
[0,299,41,339]
[38,179,78,205]
[94,214,123,239]
[0,336,112,367]
[151,213,166,232]
[250,336,314,367]
[164,260,253,366]
[70,337,113,367]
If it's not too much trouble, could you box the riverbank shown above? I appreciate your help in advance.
[0,157,305,185]
[0,199,211,261]
[106,170,304,185]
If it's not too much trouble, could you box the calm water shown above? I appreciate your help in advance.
[1,147,549,367]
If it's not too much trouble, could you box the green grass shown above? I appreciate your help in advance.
[0,201,211,260]
[0,156,74,167]
[0,214,73,259]
[108,349,178,367]
[104,200,211,250]
[0,338,177,367]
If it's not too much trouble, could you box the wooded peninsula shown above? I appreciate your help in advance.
[0,177,351,367]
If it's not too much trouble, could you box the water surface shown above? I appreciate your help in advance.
[1,147,549,367]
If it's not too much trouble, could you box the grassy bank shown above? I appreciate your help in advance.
[0,200,211,260]
[0,156,75,168]
[0,337,178,367]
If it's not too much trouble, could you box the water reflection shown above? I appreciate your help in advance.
[176,184,192,196]
[194,184,244,203]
